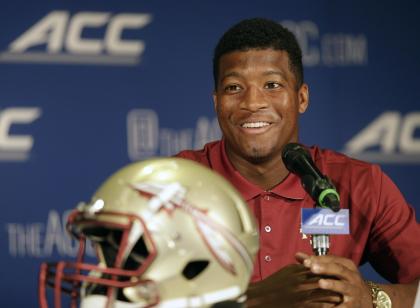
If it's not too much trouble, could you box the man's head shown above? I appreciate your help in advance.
[213,18,303,90]
[212,18,309,166]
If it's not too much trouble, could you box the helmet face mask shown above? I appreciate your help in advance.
[39,158,259,308]
[40,209,159,308]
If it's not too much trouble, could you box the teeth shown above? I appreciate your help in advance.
[241,122,270,128]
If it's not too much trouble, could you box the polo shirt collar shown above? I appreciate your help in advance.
[213,139,306,201]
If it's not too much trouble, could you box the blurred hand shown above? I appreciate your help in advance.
[246,262,342,307]
[295,252,372,308]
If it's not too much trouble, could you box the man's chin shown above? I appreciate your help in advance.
[243,147,275,164]
[246,155,270,164]
[226,142,278,164]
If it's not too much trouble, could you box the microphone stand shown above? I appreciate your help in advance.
[311,229,329,256]
[281,143,340,256]
[306,179,340,256]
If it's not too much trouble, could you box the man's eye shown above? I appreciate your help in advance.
[224,85,241,92]
[265,82,281,89]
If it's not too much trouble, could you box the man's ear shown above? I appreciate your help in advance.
[212,91,218,112]
[298,83,309,114]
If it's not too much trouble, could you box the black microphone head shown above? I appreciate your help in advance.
[281,143,311,172]
[282,143,341,211]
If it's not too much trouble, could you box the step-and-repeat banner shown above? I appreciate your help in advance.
[1,0,419,306]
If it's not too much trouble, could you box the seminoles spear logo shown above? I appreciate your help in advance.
[130,182,254,275]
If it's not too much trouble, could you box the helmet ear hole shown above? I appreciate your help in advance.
[182,260,210,280]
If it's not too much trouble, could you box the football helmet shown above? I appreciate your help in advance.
[39,158,259,308]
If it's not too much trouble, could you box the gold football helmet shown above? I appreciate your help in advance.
[39,158,259,308]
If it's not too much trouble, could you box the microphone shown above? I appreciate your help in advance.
[281,143,340,212]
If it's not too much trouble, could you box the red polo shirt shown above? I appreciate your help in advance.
[176,140,420,284]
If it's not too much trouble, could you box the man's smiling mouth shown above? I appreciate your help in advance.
[241,121,271,128]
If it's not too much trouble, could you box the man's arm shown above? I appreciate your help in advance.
[380,279,419,308]
[296,252,419,308]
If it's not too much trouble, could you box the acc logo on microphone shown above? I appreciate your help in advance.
[301,208,350,234]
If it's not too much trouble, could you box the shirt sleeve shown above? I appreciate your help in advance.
[367,166,420,283]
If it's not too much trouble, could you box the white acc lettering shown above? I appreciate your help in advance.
[308,214,345,226]
[308,214,323,226]
[0,107,41,161]
[3,11,152,65]
[10,11,68,53]
[66,12,110,54]
[10,11,151,56]
[344,111,420,163]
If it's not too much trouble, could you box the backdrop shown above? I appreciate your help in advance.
[1,0,419,306]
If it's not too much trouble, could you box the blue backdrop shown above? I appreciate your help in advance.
[1,0,419,306]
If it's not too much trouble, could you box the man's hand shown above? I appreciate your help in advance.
[295,252,373,308]
[246,263,342,307]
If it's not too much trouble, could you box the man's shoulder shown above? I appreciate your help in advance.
[175,140,222,166]
[310,144,382,178]
[311,144,374,166]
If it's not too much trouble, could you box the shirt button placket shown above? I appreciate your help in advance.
[261,193,273,274]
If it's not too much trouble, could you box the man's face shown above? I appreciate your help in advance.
[213,48,309,163]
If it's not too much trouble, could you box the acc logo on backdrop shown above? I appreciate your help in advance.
[343,111,420,163]
[0,11,152,66]
[281,20,368,67]
[0,107,41,161]
[6,209,94,258]
[127,109,221,161]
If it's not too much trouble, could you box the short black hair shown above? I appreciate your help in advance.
[213,18,303,89]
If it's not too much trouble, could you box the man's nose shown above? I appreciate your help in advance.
[240,86,268,111]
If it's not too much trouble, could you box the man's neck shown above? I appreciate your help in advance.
[226,149,289,191]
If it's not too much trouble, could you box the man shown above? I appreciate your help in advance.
[177,18,420,307]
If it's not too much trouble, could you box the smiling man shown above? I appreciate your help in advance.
[176,18,420,307]
[213,47,307,190]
